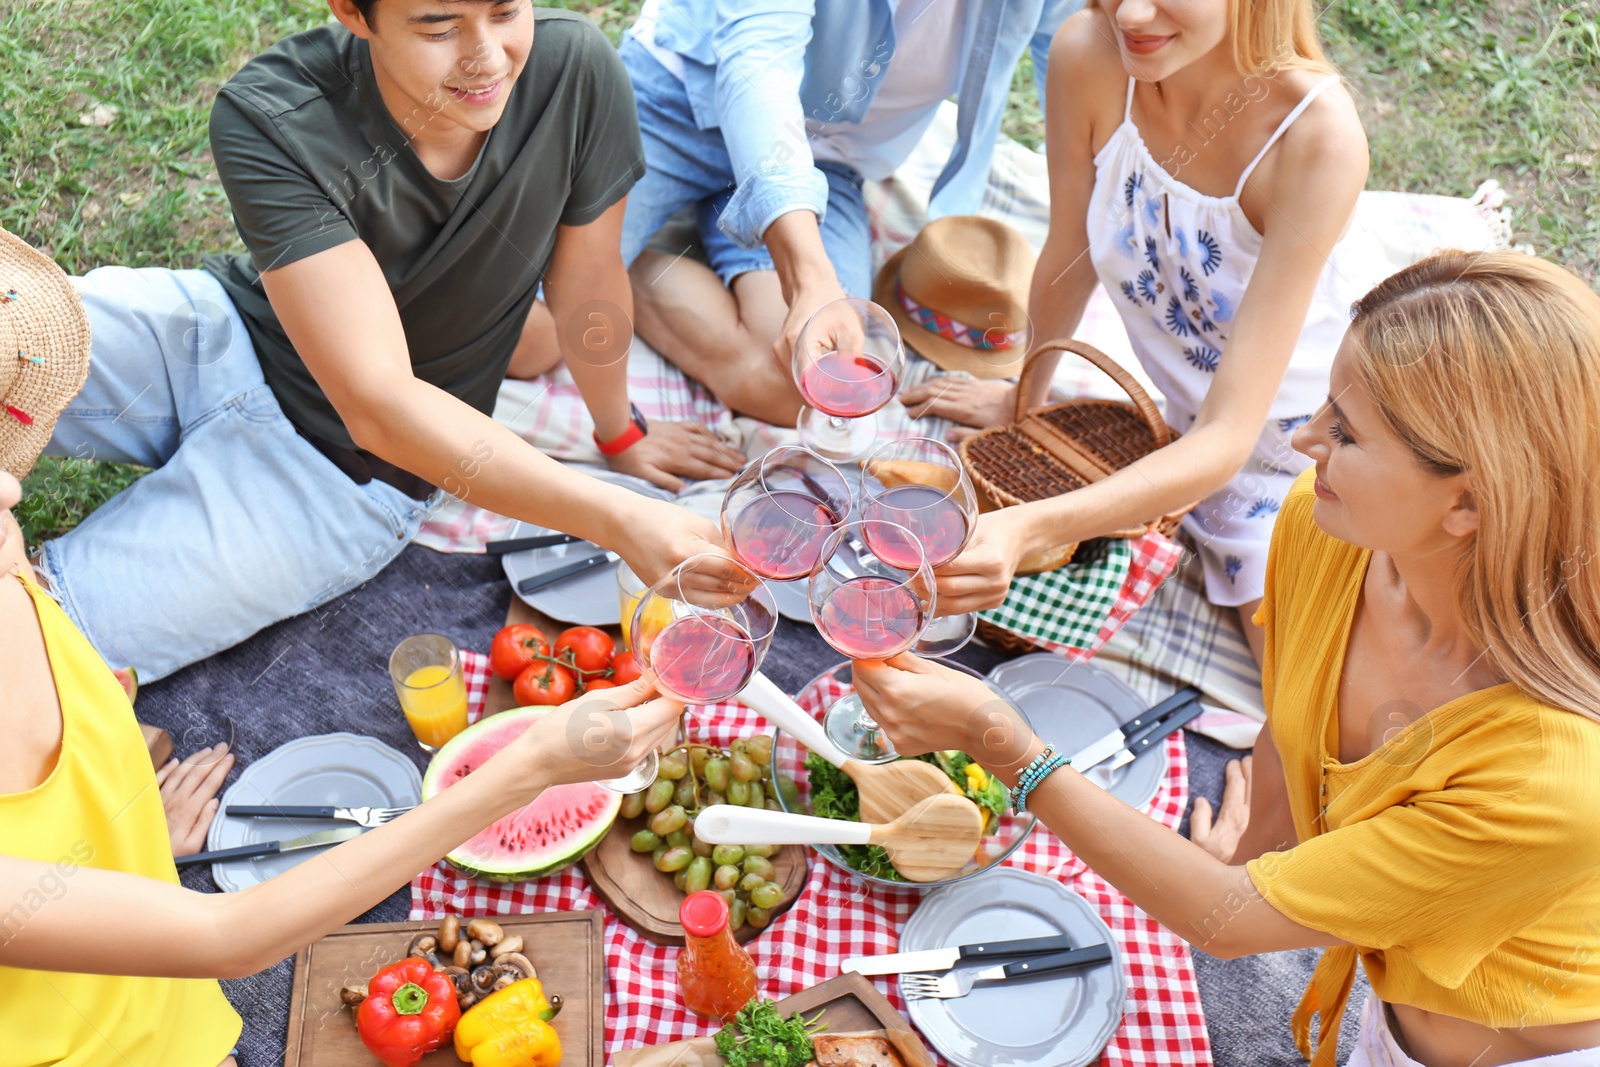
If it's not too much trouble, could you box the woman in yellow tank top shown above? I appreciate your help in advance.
[0,465,684,1066]
[852,249,1600,1067]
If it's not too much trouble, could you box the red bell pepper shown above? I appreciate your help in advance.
[355,957,461,1067]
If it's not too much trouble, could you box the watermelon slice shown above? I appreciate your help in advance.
[422,707,620,882]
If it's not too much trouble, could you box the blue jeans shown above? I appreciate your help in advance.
[38,268,439,682]
[619,38,873,298]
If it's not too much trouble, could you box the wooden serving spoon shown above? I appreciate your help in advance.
[739,673,959,824]
[696,795,984,883]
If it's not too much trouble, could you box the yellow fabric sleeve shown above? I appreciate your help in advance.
[1247,707,1600,989]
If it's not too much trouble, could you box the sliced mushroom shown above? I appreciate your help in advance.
[465,918,504,947]
[407,933,442,968]
[488,935,523,959]
[452,938,473,969]
[469,942,488,967]
[339,980,368,1007]
[470,963,498,992]
[457,987,482,1011]
[491,951,537,982]
[438,915,461,954]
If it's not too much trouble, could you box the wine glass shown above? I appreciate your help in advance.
[625,554,780,788]
[859,436,981,657]
[792,297,906,461]
[721,445,854,582]
[808,519,935,762]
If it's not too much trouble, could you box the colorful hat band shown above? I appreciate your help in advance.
[895,278,1026,352]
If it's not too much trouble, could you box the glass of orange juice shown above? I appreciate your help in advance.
[389,634,469,751]
[616,561,648,650]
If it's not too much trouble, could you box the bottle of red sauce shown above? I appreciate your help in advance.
[677,890,759,1022]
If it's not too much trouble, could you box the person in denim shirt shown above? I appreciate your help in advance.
[621,0,1079,425]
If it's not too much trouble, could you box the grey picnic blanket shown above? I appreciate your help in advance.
[136,543,1358,1067]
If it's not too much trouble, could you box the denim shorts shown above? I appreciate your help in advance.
[618,37,873,298]
[38,267,438,682]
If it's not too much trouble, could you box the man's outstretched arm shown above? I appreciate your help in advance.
[260,239,725,585]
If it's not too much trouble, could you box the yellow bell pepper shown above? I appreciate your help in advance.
[453,977,562,1067]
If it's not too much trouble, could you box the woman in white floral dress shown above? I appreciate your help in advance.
[907,0,1390,659]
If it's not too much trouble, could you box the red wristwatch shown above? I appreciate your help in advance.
[594,403,648,457]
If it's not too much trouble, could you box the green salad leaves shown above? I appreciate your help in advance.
[805,752,903,880]
[713,999,826,1067]
[804,749,1007,883]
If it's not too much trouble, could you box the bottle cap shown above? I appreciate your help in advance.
[680,890,730,938]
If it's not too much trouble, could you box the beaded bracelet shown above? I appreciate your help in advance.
[1008,743,1058,813]
[1011,748,1070,814]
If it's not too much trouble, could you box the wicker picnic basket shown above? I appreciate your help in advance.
[958,339,1193,652]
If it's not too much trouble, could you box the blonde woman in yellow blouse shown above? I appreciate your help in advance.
[0,463,682,1066]
[855,250,1600,1067]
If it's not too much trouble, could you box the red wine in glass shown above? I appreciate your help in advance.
[862,485,973,568]
[814,576,927,659]
[798,351,896,418]
[651,615,756,703]
[726,490,844,581]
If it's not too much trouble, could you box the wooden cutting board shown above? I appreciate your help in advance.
[283,910,606,1067]
[610,972,933,1066]
[583,816,807,946]
[770,972,930,1061]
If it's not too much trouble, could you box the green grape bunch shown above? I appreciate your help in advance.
[620,734,800,933]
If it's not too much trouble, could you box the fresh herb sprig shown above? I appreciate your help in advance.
[713,999,826,1067]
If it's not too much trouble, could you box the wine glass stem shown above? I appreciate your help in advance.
[828,415,849,431]
[852,705,881,733]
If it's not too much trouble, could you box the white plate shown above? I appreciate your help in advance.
[500,464,675,625]
[985,656,1164,812]
[900,867,1126,1067]
[205,734,422,891]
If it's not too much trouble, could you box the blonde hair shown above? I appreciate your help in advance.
[1348,250,1600,721]
[1084,0,1335,75]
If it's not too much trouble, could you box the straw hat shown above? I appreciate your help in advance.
[874,215,1035,380]
[0,228,91,479]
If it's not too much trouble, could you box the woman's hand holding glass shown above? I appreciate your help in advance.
[927,508,1032,615]
[850,654,1042,779]
[507,675,686,788]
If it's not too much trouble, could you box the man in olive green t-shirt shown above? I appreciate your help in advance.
[34,0,742,681]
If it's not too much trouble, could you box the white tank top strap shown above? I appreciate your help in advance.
[1233,74,1342,198]
[1123,77,1136,122]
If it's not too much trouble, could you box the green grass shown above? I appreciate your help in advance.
[4,0,1596,541]
[4,0,332,540]
[1323,0,1600,280]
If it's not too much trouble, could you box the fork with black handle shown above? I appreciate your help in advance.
[900,943,1115,1000]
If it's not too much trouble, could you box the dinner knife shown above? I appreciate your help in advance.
[1101,696,1207,773]
[176,825,365,867]
[224,805,412,827]
[516,550,619,595]
[840,934,1073,977]
[485,532,582,556]
[1066,685,1203,774]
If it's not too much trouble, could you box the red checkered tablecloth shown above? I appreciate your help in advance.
[419,653,1211,1065]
